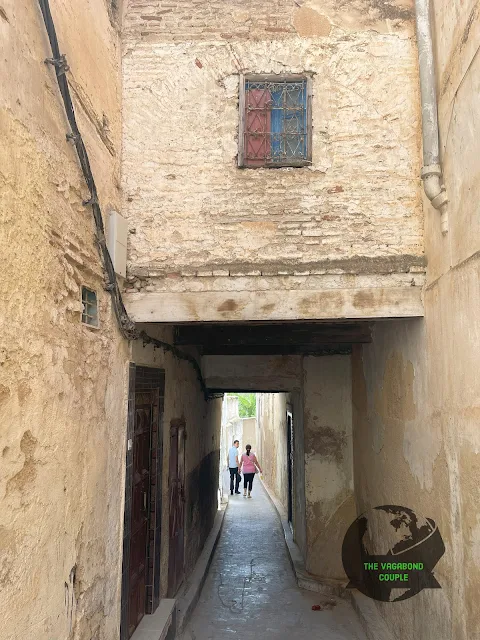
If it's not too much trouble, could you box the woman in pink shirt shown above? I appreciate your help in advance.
[239,444,263,498]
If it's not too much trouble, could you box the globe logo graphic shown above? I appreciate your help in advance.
[342,505,445,602]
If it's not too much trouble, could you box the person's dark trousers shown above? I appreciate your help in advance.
[229,467,240,493]
[243,473,255,491]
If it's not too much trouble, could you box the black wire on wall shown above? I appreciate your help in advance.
[37,0,210,399]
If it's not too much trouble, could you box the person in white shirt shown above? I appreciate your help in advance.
[227,439,241,495]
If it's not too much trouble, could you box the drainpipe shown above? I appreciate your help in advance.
[415,0,449,234]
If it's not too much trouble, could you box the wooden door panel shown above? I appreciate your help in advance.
[168,419,186,597]
[128,395,153,638]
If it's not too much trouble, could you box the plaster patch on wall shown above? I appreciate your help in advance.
[293,7,332,37]
[305,456,347,503]
[403,411,442,491]
[0,384,10,405]
[307,0,414,34]
[0,525,18,587]
[306,493,356,573]
[468,513,480,568]
[6,431,38,495]
[368,351,416,454]
[306,424,347,463]
[458,405,480,454]
[375,352,417,423]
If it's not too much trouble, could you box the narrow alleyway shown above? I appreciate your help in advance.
[180,482,367,640]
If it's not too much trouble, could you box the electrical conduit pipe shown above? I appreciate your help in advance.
[415,0,449,234]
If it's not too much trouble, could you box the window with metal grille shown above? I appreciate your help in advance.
[238,75,312,168]
[81,286,99,327]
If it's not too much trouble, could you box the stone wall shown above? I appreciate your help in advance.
[122,0,425,300]
[0,2,128,640]
[352,2,480,637]
[132,325,222,596]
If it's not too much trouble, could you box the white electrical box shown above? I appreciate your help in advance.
[106,210,128,278]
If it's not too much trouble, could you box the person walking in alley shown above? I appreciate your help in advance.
[239,444,262,498]
[228,439,241,495]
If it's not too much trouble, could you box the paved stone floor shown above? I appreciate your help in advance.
[180,482,367,640]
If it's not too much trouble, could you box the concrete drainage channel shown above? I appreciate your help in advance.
[261,480,395,640]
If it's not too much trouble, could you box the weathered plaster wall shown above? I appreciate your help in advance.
[224,396,240,424]
[242,417,257,452]
[0,2,128,640]
[352,323,452,639]
[122,0,425,305]
[132,325,222,595]
[290,389,307,559]
[257,360,354,577]
[303,356,355,580]
[256,394,289,511]
[351,1,480,638]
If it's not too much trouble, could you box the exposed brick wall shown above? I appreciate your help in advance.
[123,0,297,42]
[123,0,424,291]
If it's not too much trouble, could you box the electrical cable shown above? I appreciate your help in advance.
[37,0,211,399]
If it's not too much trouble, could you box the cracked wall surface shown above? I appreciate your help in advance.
[0,1,128,639]
[122,0,425,299]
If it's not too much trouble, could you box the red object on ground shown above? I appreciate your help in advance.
[312,605,322,611]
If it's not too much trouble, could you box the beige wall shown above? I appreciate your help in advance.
[242,417,256,452]
[257,393,289,511]
[122,0,425,308]
[352,2,480,636]
[303,356,355,580]
[256,358,354,578]
[133,326,222,593]
[0,2,128,640]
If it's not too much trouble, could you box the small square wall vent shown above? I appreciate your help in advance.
[81,286,99,327]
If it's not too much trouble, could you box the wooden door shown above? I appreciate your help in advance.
[168,419,186,596]
[287,412,294,525]
[128,391,153,638]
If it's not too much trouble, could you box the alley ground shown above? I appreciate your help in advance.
[179,482,367,640]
